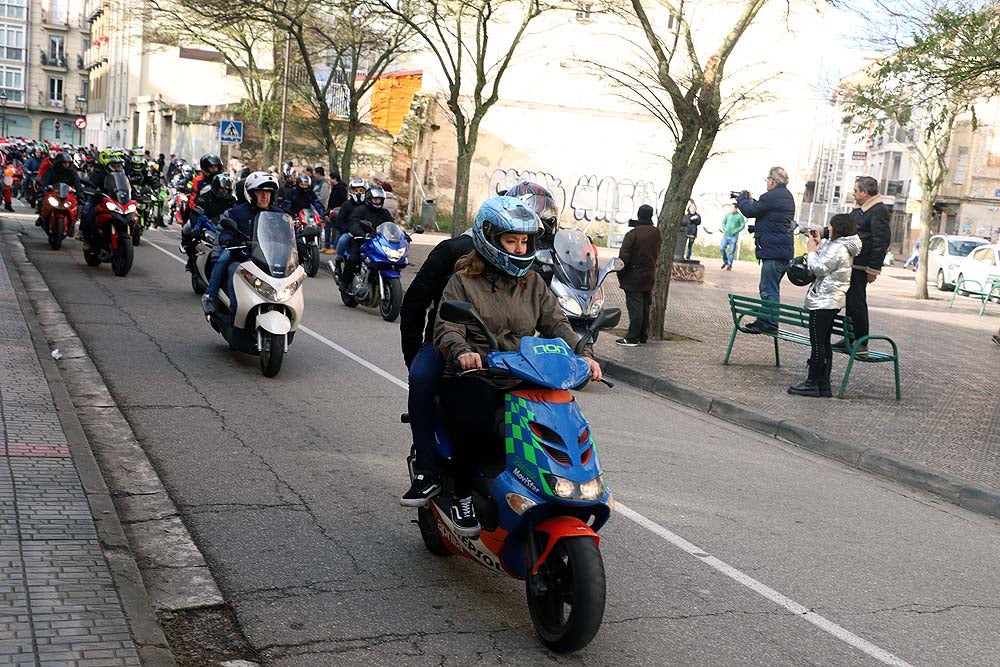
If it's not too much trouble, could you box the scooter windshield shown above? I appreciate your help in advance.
[377,221,404,244]
[252,211,298,278]
[104,172,131,205]
[552,229,598,290]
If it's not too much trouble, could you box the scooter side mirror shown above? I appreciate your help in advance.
[438,300,499,350]
[573,307,622,355]
[413,225,425,234]
[608,257,624,272]
[535,249,554,266]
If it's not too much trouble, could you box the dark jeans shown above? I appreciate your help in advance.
[844,269,869,342]
[808,308,837,378]
[758,259,787,326]
[685,236,696,260]
[408,343,445,477]
[207,249,233,300]
[624,290,652,342]
[441,375,503,497]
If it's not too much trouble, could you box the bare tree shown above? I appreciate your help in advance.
[377,0,550,234]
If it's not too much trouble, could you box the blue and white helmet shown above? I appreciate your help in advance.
[472,196,539,278]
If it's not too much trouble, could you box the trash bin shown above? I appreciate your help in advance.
[420,198,436,229]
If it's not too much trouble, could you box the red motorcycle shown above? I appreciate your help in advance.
[171,190,188,225]
[83,172,136,276]
[40,183,78,250]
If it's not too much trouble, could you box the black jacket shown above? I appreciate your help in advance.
[737,184,795,261]
[849,197,892,276]
[329,182,348,209]
[335,199,360,233]
[347,203,392,238]
[399,233,475,367]
[194,190,236,221]
[39,165,80,190]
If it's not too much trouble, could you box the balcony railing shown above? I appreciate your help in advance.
[84,0,104,22]
[40,52,68,69]
[41,8,72,28]
[38,91,65,108]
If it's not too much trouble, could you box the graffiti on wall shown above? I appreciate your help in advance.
[488,167,666,226]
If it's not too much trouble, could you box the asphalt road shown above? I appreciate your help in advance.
[11,212,1000,666]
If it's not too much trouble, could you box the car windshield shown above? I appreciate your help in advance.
[552,229,598,290]
[949,239,987,257]
[377,221,404,243]
[252,211,297,278]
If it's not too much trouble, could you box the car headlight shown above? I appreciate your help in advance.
[558,296,583,316]
[543,474,605,501]
[46,196,59,207]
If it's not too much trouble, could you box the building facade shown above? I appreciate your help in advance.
[0,0,89,142]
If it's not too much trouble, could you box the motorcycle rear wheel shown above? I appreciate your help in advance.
[526,537,606,653]
[111,239,134,276]
[380,276,403,322]
[259,331,285,378]
[417,506,451,557]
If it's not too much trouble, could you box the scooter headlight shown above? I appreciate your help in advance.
[543,474,605,501]
[552,476,576,498]
[240,269,303,302]
[274,279,303,302]
[558,296,583,317]
[46,196,59,207]
[589,299,604,316]
[579,476,605,501]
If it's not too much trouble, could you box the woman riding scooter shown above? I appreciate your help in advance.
[434,196,602,536]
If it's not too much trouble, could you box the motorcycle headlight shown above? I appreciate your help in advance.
[589,298,605,316]
[543,474,605,501]
[551,475,576,499]
[63,200,73,208]
[385,247,404,262]
[106,201,121,213]
[46,196,59,207]
[126,204,137,214]
[274,279,303,302]
[558,296,583,317]
[579,476,605,501]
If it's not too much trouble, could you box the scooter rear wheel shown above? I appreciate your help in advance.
[526,537,606,653]
[191,271,206,295]
[416,506,451,557]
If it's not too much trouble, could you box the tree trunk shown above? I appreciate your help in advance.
[341,115,360,183]
[452,148,473,237]
[914,199,934,299]
[649,128,717,339]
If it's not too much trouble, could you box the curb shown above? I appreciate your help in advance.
[598,355,1000,520]
[2,231,176,666]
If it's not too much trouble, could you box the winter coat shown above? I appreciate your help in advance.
[312,176,331,209]
[399,233,475,367]
[685,212,702,237]
[737,184,795,261]
[848,196,892,276]
[721,211,746,237]
[383,192,400,221]
[617,222,662,292]
[804,234,863,311]
[346,201,392,238]
[435,267,591,378]
[329,181,348,209]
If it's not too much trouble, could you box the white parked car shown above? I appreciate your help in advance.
[954,243,1000,292]
[927,234,989,291]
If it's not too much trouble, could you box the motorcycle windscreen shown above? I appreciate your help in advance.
[54,183,71,199]
[552,229,598,290]
[104,172,132,205]
[252,211,298,278]
[376,221,405,244]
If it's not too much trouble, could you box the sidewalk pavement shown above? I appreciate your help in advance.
[592,255,1000,518]
[0,238,167,664]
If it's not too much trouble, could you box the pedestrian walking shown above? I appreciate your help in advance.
[684,201,701,260]
[787,214,860,398]
[616,204,663,346]
[833,176,892,357]
[736,166,796,333]
[720,201,745,270]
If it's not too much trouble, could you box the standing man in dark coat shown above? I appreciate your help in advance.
[737,166,796,333]
[616,204,663,346]
[835,175,892,356]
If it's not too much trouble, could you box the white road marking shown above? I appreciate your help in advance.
[144,235,913,667]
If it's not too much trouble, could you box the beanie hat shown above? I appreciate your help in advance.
[637,204,654,222]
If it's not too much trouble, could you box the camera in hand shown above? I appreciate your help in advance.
[729,189,751,200]
[746,224,755,234]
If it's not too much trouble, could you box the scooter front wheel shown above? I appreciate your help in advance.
[259,331,285,378]
[526,537,606,653]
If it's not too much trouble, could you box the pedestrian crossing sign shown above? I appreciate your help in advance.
[220,120,243,144]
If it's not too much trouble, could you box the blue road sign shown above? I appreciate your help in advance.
[220,120,243,144]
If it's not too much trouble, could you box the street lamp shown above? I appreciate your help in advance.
[0,91,8,138]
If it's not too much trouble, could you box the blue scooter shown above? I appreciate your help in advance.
[332,221,410,321]
[404,301,621,653]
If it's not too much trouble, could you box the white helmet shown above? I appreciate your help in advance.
[244,171,279,196]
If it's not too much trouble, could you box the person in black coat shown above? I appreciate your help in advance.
[398,230,475,506]
[323,171,348,253]
[835,175,892,355]
[737,166,796,333]
[684,201,701,260]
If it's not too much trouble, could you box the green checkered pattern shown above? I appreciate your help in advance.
[504,394,554,495]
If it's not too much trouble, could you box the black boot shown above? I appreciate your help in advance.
[788,361,823,397]
[818,357,833,398]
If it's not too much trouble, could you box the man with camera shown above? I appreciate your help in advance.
[734,166,795,333]
[834,176,892,356]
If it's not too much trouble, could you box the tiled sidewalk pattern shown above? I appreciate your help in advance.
[0,255,140,665]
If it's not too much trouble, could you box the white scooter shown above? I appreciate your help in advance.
[196,210,306,377]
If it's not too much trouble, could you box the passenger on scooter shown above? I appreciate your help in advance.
[504,181,560,252]
[181,174,236,270]
[281,173,325,218]
[201,171,281,315]
[433,196,602,535]
[36,152,80,227]
[398,228,475,507]
[340,185,393,289]
[333,178,367,259]
[190,154,223,203]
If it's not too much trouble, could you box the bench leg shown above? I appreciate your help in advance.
[773,336,780,367]
[724,326,738,365]
[893,358,901,400]
[837,354,856,398]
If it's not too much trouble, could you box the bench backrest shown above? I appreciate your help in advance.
[728,293,855,340]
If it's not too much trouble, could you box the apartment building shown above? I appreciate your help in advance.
[0,0,89,142]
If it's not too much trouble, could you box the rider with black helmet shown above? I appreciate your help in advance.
[280,173,325,218]
[180,174,237,270]
[339,184,393,289]
[35,152,81,227]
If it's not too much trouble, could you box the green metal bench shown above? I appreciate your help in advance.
[948,275,1000,316]
[724,294,901,399]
